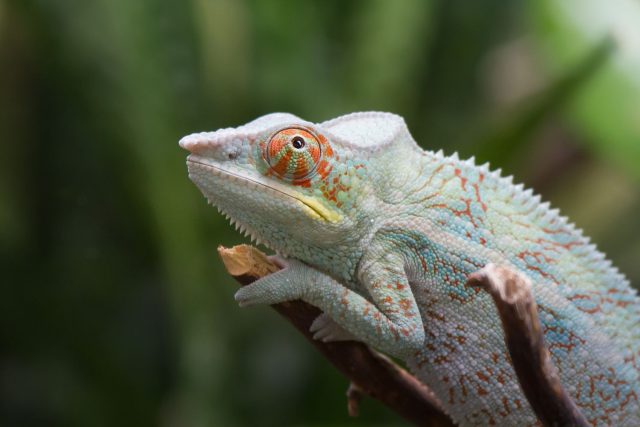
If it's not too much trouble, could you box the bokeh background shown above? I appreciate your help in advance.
[2,0,639,426]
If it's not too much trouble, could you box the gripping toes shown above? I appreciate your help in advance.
[234,258,310,307]
[234,282,278,307]
[310,313,357,342]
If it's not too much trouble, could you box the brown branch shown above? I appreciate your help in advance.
[466,264,589,427]
[217,244,454,427]
[346,382,364,417]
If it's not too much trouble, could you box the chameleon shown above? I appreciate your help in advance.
[179,112,640,426]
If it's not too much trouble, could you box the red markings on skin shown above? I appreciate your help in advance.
[430,198,481,228]
[531,228,584,251]
[541,226,571,236]
[434,354,450,365]
[442,342,456,353]
[472,183,487,212]
[457,335,466,344]
[458,377,468,397]
[430,164,445,180]
[479,409,496,425]
[316,159,332,180]
[517,250,555,265]
[568,294,601,314]
[418,254,428,271]
[398,298,413,311]
[500,397,511,417]
[428,167,489,228]
[447,292,472,304]
[340,288,350,308]
[426,310,445,322]
[540,306,587,355]
[319,169,353,205]
[408,167,447,204]
[546,329,586,353]
[476,371,489,382]
[568,291,633,315]
[389,324,400,340]
[457,199,477,226]
[558,240,582,250]
[619,390,638,410]
[522,262,557,283]
[317,133,333,158]
[624,351,639,370]
[455,168,468,190]
[589,375,597,398]
[513,219,534,230]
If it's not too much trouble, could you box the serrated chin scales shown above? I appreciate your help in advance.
[214,205,268,249]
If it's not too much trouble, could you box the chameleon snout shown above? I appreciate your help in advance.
[179,131,243,161]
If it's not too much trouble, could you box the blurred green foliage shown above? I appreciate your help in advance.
[1,1,639,426]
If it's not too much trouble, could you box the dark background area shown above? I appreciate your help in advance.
[1,0,639,426]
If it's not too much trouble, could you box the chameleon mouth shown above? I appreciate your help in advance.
[186,157,340,223]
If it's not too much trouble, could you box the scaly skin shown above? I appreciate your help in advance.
[180,112,640,426]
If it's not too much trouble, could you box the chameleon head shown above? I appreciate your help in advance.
[179,112,416,262]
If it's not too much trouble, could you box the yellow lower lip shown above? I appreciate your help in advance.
[297,195,342,223]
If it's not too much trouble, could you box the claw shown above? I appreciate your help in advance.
[234,288,254,307]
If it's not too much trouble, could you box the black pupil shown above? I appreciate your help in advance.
[291,136,305,149]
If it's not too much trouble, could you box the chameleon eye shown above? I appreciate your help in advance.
[265,128,322,182]
[291,136,305,149]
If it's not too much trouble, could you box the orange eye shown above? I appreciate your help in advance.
[265,128,322,182]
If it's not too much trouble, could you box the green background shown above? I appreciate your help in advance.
[1,1,639,426]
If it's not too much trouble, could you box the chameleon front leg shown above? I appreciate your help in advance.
[234,250,424,358]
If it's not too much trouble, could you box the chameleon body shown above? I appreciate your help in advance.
[180,112,640,426]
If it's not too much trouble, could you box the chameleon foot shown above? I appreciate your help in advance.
[310,313,358,342]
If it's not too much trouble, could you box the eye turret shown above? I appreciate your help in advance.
[265,127,323,182]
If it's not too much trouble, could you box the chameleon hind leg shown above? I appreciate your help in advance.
[309,313,357,342]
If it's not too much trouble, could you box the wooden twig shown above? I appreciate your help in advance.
[466,264,589,427]
[217,244,454,427]
[346,382,364,417]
